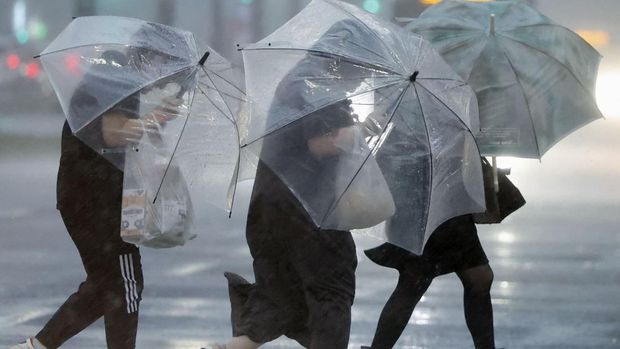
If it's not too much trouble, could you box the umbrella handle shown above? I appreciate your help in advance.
[492,156,499,193]
[489,14,496,36]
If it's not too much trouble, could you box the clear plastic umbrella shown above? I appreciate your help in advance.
[240,0,485,253]
[406,0,604,159]
[37,16,245,220]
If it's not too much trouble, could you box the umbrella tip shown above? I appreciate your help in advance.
[198,51,210,66]
[489,14,496,35]
[409,71,419,83]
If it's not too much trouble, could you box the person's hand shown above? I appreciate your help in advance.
[144,96,184,125]
[101,112,144,147]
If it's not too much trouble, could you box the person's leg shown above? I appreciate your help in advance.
[217,193,303,348]
[35,211,106,349]
[103,249,143,349]
[369,260,433,349]
[38,204,144,349]
[291,230,357,349]
[35,279,104,349]
[456,264,495,349]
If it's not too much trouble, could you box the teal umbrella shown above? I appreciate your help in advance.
[406,0,604,160]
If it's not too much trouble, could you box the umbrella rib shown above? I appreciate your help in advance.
[345,37,395,64]
[206,68,247,98]
[497,32,600,96]
[243,47,402,76]
[319,83,411,228]
[196,80,237,126]
[37,43,134,58]
[299,75,398,83]
[430,34,485,60]
[38,43,194,61]
[196,81,242,215]
[503,23,603,55]
[416,81,482,137]
[495,43,542,158]
[409,19,484,33]
[201,66,244,215]
[241,79,405,148]
[411,84,433,239]
[415,81,483,178]
[152,73,200,204]
[201,66,239,125]
[371,83,417,111]
[197,84,247,102]
[499,42,603,157]
[418,77,466,83]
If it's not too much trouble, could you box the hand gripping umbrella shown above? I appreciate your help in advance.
[406,0,604,160]
[37,16,245,220]
[240,0,485,253]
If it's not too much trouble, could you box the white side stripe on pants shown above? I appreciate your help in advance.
[120,254,138,314]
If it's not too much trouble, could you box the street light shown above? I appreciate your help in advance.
[6,54,21,70]
[24,62,40,79]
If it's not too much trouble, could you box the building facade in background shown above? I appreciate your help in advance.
[0,0,548,114]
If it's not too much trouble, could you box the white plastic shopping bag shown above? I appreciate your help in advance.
[121,153,195,248]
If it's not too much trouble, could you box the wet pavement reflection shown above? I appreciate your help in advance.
[1,116,619,348]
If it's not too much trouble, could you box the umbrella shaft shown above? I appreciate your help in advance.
[492,156,499,193]
[489,14,496,35]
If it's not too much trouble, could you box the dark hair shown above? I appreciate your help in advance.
[127,22,191,67]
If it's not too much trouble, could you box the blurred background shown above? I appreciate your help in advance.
[1,0,619,348]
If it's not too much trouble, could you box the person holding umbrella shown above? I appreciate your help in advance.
[362,201,512,349]
[12,20,192,349]
[212,0,489,348]
[360,1,604,347]
[214,42,364,349]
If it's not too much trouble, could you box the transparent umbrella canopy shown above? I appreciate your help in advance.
[406,0,604,159]
[240,0,485,253]
[37,16,245,216]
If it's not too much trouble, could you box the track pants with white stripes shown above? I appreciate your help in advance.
[36,206,144,349]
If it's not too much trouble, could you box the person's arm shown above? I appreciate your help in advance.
[101,97,183,147]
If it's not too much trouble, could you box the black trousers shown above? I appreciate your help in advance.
[228,167,358,349]
[37,204,143,349]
